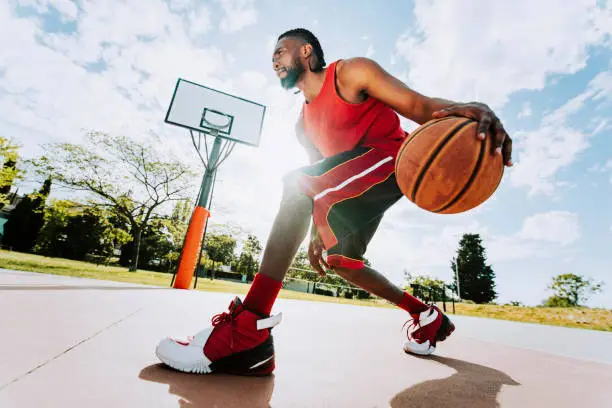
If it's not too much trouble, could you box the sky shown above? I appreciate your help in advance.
[1,0,611,308]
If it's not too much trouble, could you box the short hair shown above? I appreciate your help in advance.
[277,28,326,71]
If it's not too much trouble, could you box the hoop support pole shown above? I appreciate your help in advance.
[173,132,223,289]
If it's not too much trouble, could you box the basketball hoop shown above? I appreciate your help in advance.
[163,78,266,289]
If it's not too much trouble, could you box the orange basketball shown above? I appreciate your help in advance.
[395,116,504,214]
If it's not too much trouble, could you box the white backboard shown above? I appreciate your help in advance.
[164,78,266,147]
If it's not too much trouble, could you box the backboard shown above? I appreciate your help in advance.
[164,78,266,147]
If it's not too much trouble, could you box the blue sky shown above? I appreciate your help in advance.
[1,0,611,308]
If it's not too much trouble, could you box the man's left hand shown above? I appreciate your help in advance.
[432,102,513,167]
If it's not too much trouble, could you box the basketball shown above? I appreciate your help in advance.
[395,116,504,214]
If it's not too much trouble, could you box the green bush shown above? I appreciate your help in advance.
[542,296,573,308]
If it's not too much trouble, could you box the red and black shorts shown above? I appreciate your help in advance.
[297,146,403,270]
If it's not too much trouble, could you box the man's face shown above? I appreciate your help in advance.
[272,38,305,89]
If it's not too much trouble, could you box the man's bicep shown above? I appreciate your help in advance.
[344,57,454,125]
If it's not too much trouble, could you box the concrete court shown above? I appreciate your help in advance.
[1,268,611,408]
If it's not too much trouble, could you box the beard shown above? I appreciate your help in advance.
[280,58,305,89]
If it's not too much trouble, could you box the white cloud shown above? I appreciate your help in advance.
[365,44,375,58]
[187,5,213,38]
[519,211,581,246]
[217,0,258,33]
[510,126,589,196]
[238,70,268,93]
[366,206,583,286]
[394,0,612,108]
[0,0,229,151]
[510,70,612,196]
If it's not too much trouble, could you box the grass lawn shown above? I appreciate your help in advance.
[1,249,611,331]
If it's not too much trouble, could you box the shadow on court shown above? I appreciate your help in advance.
[390,355,520,408]
[139,355,518,408]
[139,364,275,408]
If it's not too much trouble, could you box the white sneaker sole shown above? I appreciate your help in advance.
[155,338,212,374]
[403,339,435,356]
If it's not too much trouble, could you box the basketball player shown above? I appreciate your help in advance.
[156,28,513,375]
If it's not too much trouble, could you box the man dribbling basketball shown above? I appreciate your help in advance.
[156,28,513,375]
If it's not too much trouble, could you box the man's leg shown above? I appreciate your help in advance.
[155,171,314,375]
[326,217,428,315]
[242,172,314,315]
[256,174,313,282]
[333,265,428,313]
[325,217,455,356]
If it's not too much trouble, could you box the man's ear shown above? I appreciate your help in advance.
[301,43,313,58]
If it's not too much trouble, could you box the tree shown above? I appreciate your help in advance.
[403,271,448,301]
[31,131,195,271]
[451,233,497,304]
[34,200,131,262]
[203,233,236,271]
[545,273,603,307]
[134,218,176,271]
[0,137,22,208]
[2,178,51,252]
[236,234,262,281]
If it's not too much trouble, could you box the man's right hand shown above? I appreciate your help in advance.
[308,233,329,277]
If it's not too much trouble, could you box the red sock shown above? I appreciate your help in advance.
[397,292,428,315]
[243,273,283,316]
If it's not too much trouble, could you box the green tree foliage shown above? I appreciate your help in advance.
[204,233,237,270]
[133,218,176,271]
[154,199,193,271]
[542,296,573,308]
[235,234,262,281]
[0,137,22,208]
[2,178,51,252]
[451,233,497,304]
[31,131,195,271]
[34,200,130,262]
[544,273,603,307]
[404,271,448,302]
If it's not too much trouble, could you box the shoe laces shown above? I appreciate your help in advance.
[211,311,233,327]
[402,315,421,340]
[210,302,239,350]
[402,303,433,340]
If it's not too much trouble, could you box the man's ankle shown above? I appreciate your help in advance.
[243,273,283,316]
[397,292,429,314]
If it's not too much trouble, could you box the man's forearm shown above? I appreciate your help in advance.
[422,97,458,121]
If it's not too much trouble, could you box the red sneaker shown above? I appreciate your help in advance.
[156,297,282,375]
[402,304,455,356]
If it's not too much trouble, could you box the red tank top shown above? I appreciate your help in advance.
[301,60,406,158]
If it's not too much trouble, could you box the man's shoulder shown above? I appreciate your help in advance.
[335,57,380,87]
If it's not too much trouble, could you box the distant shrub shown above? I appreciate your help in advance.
[542,296,573,308]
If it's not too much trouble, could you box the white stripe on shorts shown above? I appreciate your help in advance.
[313,156,393,201]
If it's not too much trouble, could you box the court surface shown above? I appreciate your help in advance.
[1,269,611,407]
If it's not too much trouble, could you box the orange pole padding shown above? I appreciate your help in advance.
[173,206,210,289]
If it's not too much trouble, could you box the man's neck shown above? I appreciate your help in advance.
[297,68,328,103]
